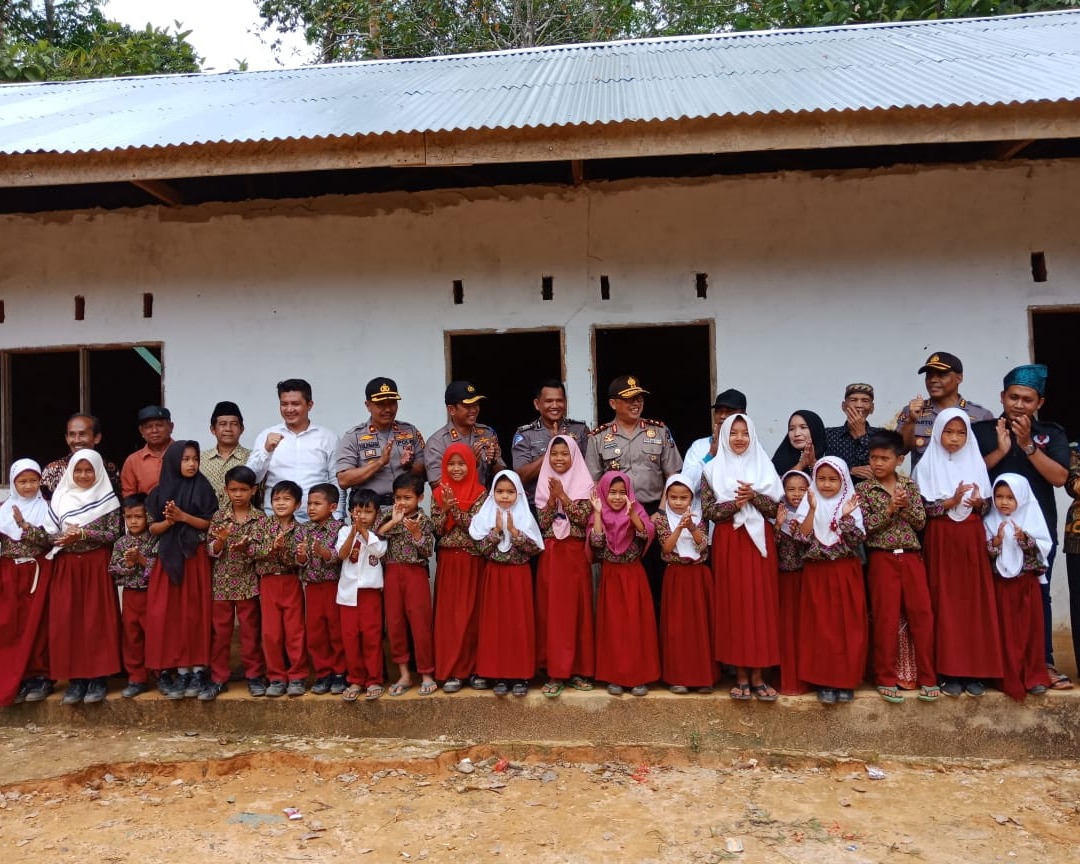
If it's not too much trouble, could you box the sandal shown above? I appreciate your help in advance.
[418,681,439,696]
[365,684,384,701]
[730,683,752,701]
[1047,666,1074,690]
[751,683,778,702]
[877,685,903,704]
[388,681,411,697]
[918,684,941,702]
[569,676,593,691]
[542,681,564,698]
[342,684,363,702]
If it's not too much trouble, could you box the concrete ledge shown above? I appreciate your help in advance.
[3,686,1078,761]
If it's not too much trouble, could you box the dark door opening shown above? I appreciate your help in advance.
[10,350,80,469]
[448,330,564,460]
[88,346,165,464]
[1032,308,1080,440]
[593,324,713,456]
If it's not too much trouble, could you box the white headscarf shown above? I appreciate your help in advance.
[468,470,544,553]
[984,473,1053,583]
[795,456,864,547]
[662,474,704,560]
[778,469,812,537]
[911,407,990,522]
[47,449,119,533]
[703,413,783,557]
[0,459,50,542]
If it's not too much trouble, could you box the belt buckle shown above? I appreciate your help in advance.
[892,549,904,555]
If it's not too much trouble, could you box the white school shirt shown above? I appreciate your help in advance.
[335,524,387,603]
[681,435,712,496]
[246,421,341,522]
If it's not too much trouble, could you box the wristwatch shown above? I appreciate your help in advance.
[1022,442,1037,456]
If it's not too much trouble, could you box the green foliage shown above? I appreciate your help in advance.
[0,0,200,82]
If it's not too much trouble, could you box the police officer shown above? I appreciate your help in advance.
[896,351,994,467]
[425,380,504,489]
[512,378,589,504]
[335,377,426,506]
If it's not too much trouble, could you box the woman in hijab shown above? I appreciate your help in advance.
[771,410,827,476]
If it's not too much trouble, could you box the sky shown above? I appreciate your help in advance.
[104,0,312,72]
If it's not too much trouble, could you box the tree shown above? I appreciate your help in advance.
[0,0,200,82]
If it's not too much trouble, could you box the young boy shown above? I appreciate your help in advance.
[375,474,438,696]
[256,480,309,697]
[337,489,387,702]
[203,465,269,701]
[857,431,939,703]
[108,494,160,698]
[296,483,346,695]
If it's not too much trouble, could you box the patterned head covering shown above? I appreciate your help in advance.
[1002,364,1048,396]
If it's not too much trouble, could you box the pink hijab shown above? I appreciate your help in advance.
[535,436,594,540]
[597,471,655,556]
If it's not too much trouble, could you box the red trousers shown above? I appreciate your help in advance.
[121,588,149,684]
[384,563,435,673]
[340,590,384,687]
[210,598,263,684]
[260,574,308,682]
[867,551,936,687]
[305,581,345,678]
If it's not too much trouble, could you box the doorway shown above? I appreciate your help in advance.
[447,330,564,459]
[1031,307,1080,439]
[592,323,714,455]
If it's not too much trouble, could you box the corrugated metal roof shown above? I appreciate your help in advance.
[2,10,1079,156]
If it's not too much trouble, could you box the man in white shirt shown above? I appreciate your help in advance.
[682,389,748,494]
[246,378,341,522]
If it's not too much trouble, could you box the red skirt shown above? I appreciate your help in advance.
[777,569,808,695]
[995,573,1051,701]
[145,550,212,669]
[433,548,483,681]
[0,556,52,704]
[711,521,781,667]
[535,537,595,679]
[924,515,1003,679]
[660,562,715,687]
[476,561,536,679]
[595,560,660,687]
[797,557,867,689]
[48,547,121,680]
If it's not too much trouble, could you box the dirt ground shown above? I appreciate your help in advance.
[1,725,1079,864]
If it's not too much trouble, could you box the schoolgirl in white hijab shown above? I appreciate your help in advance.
[703,413,784,556]
[0,459,51,544]
[985,473,1053,583]
[45,449,119,559]
[661,473,705,560]
[911,407,990,521]
[469,470,544,553]
[795,456,864,546]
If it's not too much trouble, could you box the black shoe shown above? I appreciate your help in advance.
[469,675,488,690]
[165,672,189,700]
[157,670,175,696]
[512,681,528,697]
[23,678,54,703]
[330,674,347,695]
[122,681,149,699]
[184,670,207,699]
[13,681,29,704]
[247,677,267,697]
[941,679,963,698]
[816,688,838,705]
[286,680,306,697]
[837,689,855,703]
[83,678,108,704]
[310,676,332,695]
[965,680,986,697]
[1028,684,1048,696]
[199,681,228,701]
[265,680,287,698]
[61,679,89,705]
[492,681,509,696]
[443,677,463,694]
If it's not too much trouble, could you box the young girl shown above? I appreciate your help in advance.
[795,456,867,704]
[590,471,660,696]
[534,436,595,697]
[0,460,54,705]
[45,449,123,705]
[774,470,810,696]
[985,474,1053,701]
[912,408,1002,697]
[469,470,543,696]
[703,413,784,701]
[146,441,218,699]
[771,410,827,475]
[431,443,487,692]
[652,474,714,694]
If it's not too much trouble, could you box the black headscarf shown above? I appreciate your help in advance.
[146,441,219,585]
[771,410,827,475]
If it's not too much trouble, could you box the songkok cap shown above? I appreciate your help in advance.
[918,352,963,375]
[844,383,875,399]
[1003,364,1048,396]
[445,381,485,405]
[608,375,649,399]
[366,377,401,402]
[137,405,171,423]
[711,388,747,411]
[210,401,243,425]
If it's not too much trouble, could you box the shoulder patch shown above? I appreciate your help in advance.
[644,418,666,427]
[512,433,525,446]
[589,424,610,437]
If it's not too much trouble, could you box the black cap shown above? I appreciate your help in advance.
[711,389,747,411]
[444,381,485,405]
[210,401,243,425]
[137,405,171,423]
[918,352,963,375]
[608,375,649,399]
[365,377,401,402]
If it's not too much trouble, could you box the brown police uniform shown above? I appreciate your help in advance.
[335,419,425,500]
[512,417,590,500]
[424,422,502,488]
[898,396,994,467]
[584,419,682,506]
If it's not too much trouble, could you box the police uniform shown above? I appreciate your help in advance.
[899,396,995,467]
[584,419,682,506]
[424,422,502,488]
[511,417,590,499]
[334,419,425,502]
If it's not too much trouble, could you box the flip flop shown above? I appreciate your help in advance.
[1047,666,1074,690]
[418,681,439,696]
[342,684,362,702]
[365,684,384,701]
[917,685,941,702]
[542,681,564,698]
[877,685,904,704]
[388,681,411,697]
[730,683,752,701]
[568,676,593,691]
[751,683,778,702]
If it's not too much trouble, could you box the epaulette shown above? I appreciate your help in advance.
[589,423,613,436]
[515,418,542,433]
[566,418,588,429]
[643,418,666,428]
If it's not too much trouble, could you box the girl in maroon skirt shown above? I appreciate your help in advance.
[469,470,542,696]
[774,470,811,695]
[534,435,595,697]
[985,473,1052,701]
[912,407,1002,697]
[431,442,487,692]
[652,474,714,694]
[794,456,867,705]
[45,450,123,705]
[591,471,659,697]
